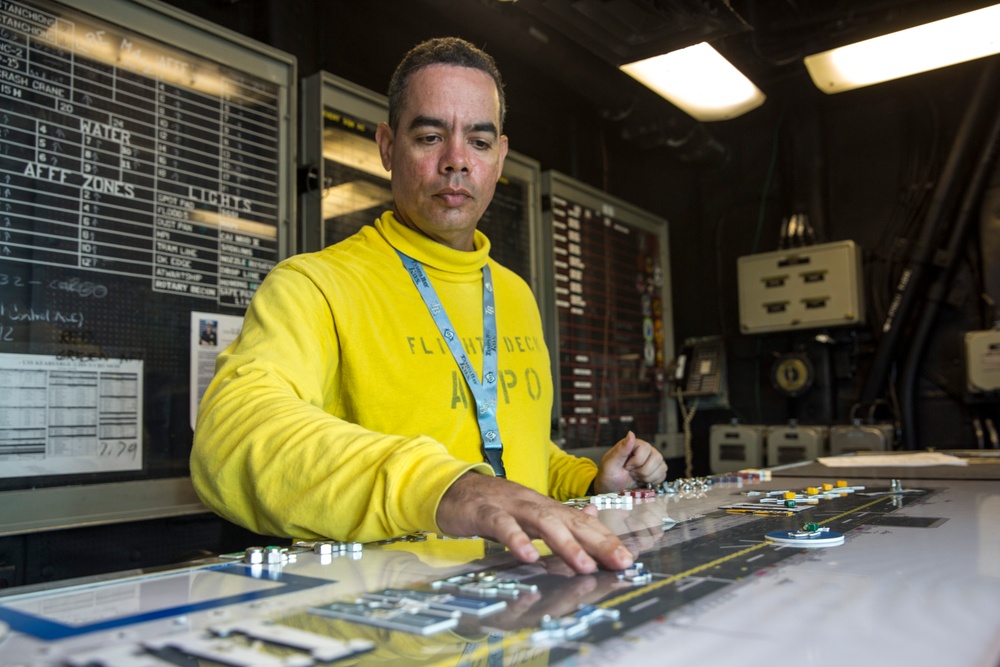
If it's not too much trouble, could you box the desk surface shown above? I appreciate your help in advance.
[2,466,999,667]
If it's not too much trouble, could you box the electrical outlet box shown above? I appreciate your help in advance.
[655,432,684,460]
[829,422,893,455]
[766,424,827,466]
[965,329,1000,392]
[738,240,865,334]
[709,423,765,473]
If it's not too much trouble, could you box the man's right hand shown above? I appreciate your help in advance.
[435,471,635,574]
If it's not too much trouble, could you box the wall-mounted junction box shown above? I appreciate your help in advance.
[965,329,1000,392]
[709,423,765,473]
[655,432,685,460]
[829,422,894,455]
[766,423,827,466]
[737,240,865,334]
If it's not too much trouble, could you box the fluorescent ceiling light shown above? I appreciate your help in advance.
[805,4,1000,93]
[620,42,766,121]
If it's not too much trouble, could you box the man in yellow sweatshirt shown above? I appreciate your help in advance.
[192,37,667,575]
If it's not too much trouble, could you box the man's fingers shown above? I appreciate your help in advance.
[455,483,544,563]
[501,499,632,574]
[626,442,668,484]
[604,431,638,468]
[622,440,653,472]
[534,507,634,573]
[491,513,541,563]
[530,513,598,573]
[437,472,635,574]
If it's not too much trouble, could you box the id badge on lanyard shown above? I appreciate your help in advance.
[396,250,506,477]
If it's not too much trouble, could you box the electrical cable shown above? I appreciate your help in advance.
[676,387,699,478]
[870,89,942,327]
[899,60,1000,447]
[753,107,785,255]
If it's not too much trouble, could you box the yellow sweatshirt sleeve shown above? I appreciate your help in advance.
[546,441,598,501]
[191,264,490,542]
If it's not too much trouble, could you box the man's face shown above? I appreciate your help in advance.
[376,64,508,252]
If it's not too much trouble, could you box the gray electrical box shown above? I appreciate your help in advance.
[829,422,893,455]
[965,330,1000,392]
[766,423,827,466]
[738,241,865,334]
[709,423,765,473]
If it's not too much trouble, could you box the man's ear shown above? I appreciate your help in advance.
[497,134,509,177]
[375,122,394,172]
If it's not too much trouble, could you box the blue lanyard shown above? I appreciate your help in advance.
[395,250,506,477]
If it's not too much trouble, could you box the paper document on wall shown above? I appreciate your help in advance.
[189,312,244,430]
[0,353,144,478]
[819,452,969,467]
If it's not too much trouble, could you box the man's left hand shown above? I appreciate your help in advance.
[593,431,667,493]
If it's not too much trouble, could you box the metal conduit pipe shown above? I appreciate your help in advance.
[899,74,1000,448]
[859,58,1000,409]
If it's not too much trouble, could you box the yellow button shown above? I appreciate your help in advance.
[822,483,833,491]
[806,487,819,495]
[836,480,848,487]
[783,491,796,500]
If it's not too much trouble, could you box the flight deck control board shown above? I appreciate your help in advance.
[1,471,999,667]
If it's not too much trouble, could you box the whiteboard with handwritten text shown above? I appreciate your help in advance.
[0,0,294,491]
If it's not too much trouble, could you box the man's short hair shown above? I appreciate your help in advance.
[387,37,506,132]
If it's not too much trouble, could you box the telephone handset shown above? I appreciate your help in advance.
[671,337,726,398]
